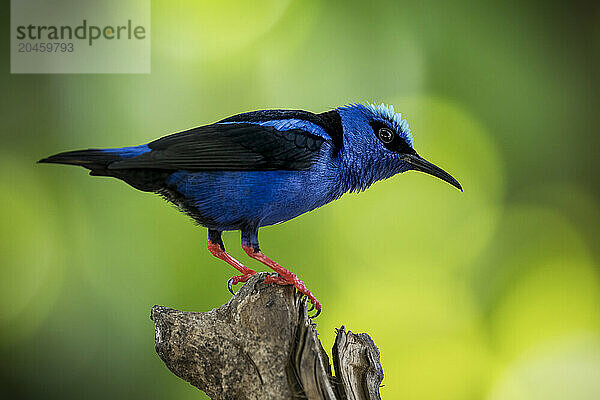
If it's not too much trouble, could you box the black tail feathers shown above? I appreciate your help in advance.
[38,149,169,192]
[38,149,121,175]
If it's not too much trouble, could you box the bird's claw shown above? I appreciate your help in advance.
[299,294,317,315]
[307,297,321,318]
[309,307,321,319]
[262,272,322,317]
[226,273,256,295]
[297,290,321,318]
[299,292,321,318]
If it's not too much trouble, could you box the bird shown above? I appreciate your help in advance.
[39,103,462,316]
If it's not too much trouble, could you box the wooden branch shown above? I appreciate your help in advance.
[150,272,383,400]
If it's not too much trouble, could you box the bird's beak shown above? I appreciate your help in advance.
[403,154,463,192]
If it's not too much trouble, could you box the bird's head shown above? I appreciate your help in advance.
[336,103,462,192]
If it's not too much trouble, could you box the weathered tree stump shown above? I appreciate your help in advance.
[150,272,384,400]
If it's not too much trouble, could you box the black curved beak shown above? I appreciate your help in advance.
[403,154,463,192]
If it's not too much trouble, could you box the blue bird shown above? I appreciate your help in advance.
[39,103,462,315]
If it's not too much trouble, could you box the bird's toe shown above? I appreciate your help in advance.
[227,272,256,294]
[309,306,321,319]
[227,277,235,295]
[263,274,291,286]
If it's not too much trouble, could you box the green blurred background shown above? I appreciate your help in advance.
[2,1,599,399]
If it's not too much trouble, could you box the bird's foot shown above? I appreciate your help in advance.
[264,272,322,317]
[208,239,258,295]
[227,272,256,294]
[263,274,289,286]
[242,245,322,317]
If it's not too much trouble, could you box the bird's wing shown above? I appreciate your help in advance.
[108,122,326,171]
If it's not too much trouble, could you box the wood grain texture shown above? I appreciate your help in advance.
[150,273,383,400]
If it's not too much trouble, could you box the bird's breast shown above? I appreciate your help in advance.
[165,164,343,230]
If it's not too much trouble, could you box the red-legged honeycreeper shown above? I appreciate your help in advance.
[39,103,462,316]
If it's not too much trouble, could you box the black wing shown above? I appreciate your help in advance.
[108,123,326,171]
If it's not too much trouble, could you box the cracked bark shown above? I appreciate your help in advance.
[150,272,384,400]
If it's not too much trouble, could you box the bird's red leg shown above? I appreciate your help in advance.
[242,245,321,312]
[207,240,256,289]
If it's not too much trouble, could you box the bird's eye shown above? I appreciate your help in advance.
[378,128,394,144]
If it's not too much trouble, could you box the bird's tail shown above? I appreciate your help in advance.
[38,145,150,176]
[38,149,120,170]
